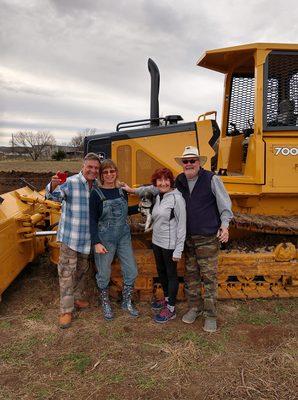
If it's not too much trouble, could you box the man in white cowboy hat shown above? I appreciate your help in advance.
[174,145,233,332]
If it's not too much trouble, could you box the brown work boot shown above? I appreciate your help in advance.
[59,313,72,329]
[74,299,90,310]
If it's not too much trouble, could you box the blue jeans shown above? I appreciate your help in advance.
[94,224,137,289]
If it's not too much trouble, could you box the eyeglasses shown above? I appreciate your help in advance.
[182,159,198,165]
[102,169,116,175]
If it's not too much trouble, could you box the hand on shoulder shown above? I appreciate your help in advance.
[120,182,134,193]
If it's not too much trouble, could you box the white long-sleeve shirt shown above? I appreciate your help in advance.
[135,187,186,258]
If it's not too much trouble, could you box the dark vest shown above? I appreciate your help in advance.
[175,168,221,235]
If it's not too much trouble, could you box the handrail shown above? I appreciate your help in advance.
[116,117,165,131]
[198,110,217,121]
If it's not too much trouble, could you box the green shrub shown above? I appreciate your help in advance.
[52,150,66,161]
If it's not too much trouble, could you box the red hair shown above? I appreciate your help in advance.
[151,168,175,187]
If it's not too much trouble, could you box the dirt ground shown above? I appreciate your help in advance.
[0,255,297,400]
[0,159,82,194]
[0,159,82,173]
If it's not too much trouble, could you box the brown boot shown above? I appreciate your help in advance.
[59,313,72,329]
[74,299,90,310]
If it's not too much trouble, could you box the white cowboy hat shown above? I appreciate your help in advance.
[174,146,207,167]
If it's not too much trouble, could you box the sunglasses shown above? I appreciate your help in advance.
[182,159,198,165]
[102,169,116,175]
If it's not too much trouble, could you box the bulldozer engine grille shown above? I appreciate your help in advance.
[265,51,298,129]
[227,75,255,135]
[117,145,132,186]
[136,150,165,185]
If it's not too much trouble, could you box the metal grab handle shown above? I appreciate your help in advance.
[198,110,217,121]
[35,231,57,236]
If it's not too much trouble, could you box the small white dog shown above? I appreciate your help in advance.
[138,189,156,232]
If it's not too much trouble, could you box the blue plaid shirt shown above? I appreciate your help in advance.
[46,172,97,254]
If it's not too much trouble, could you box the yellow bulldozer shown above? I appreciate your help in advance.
[0,42,297,301]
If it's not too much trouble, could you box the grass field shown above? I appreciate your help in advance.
[0,256,297,400]
[0,159,82,173]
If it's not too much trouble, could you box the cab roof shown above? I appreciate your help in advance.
[197,42,298,73]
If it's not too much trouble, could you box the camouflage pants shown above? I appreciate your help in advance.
[184,234,219,318]
[58,243,89,314]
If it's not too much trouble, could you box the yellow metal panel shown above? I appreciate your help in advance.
[116,145,132,185]
[136,150,165,184]
[242,134,265,183]
[217,134,265,184]
[196,120,215,171]
[264,138,298,192]
[0,216,34,297]
[111,130,197,185]
[254,49,270,135]
[0,187,47,298]
[221,73,232,137]
[198,43,298,73]
[217,135,243,172]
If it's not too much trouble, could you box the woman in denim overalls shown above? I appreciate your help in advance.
[89,159,138,320]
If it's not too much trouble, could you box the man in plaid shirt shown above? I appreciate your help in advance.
[46,153,100,329]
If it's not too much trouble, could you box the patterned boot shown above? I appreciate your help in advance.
[121,285,139,317]
[99,288,114,321]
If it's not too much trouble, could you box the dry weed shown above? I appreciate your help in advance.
[157,340,199,377]
[234,335,297,400]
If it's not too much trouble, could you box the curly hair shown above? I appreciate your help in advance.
[151,168,175,187]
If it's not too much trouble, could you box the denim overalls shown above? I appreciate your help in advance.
[93,187,138,290]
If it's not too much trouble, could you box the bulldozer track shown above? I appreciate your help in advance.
[110,247,298,301]
[232,213,298,235]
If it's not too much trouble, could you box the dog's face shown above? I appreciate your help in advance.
[139,189,155,212]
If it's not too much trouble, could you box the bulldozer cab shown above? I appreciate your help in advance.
[198,43,298,193]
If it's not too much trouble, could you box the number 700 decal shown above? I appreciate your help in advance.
[274,147,298,156]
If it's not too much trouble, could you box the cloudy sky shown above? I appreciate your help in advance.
[1,0,297,146]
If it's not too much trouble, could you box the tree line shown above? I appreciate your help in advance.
[10,129,96,161]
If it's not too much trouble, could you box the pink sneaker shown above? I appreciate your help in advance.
[154,306,176,323]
